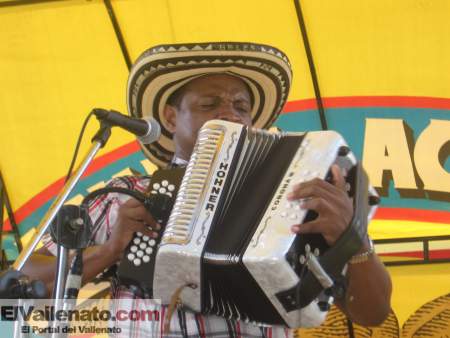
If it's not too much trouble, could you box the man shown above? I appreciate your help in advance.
[24,42,391,337]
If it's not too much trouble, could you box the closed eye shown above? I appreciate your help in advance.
[234,101,251,114]
[198,97,219,110]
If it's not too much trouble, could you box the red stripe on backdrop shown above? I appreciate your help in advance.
[379,249,450,259]
[282,96,450,113]
[374,207,450,224]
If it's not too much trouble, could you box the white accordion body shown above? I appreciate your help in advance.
[154,120,377,328]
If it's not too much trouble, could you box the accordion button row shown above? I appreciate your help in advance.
[126,234,157,266]
[150,182,175,196]
[280,201,303,220]
[285,202,302,210]
[280,212,299,220]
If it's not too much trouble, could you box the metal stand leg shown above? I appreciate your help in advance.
[53,246,70,300]
[10,119,113,338]
[51,246,69,338]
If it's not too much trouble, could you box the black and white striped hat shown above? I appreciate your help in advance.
[127,42,292,167]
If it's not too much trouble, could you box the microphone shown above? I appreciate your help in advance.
[93,109,161,144]
[0,269,48,299]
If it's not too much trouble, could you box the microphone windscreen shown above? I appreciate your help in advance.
[139,117,161,144]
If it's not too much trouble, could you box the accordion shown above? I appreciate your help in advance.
[149,120,378,328]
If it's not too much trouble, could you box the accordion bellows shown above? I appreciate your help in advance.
[154,120,377,328]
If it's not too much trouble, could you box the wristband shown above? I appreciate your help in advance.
[349,236,374,264]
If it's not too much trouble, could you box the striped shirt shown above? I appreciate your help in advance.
[42,175,293,338]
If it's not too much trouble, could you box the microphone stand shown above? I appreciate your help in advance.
[11,119,113,338]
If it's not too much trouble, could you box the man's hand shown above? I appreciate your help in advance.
[106,198,161,260]
[287,164,353,245]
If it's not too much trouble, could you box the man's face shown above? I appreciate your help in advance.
[164,74,253,160]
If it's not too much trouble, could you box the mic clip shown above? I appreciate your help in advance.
[50,205,92,250]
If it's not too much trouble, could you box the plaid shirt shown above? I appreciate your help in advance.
[42,176,293,338]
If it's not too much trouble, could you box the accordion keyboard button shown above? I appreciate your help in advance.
[168,184,175,191]
[149,239,156,247]
[162,180,168,187]
[127,253,135,261]
[133,258,141,266]
[136,250,144,258]
[145,247,153,254]
[299,255,306,265]
[159,188,166,194]
[153,183,160,190]
[133,238,141,245]
[136,232,143,237]
[130,246,138,253]
[139,242,147,249]
[143,235,149,241]
[143,255,150,263]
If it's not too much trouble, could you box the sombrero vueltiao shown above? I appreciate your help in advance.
[127,42,292,167]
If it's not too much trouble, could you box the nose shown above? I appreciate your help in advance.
[215,100,243,123]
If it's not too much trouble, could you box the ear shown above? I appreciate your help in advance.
[163,104,177,133]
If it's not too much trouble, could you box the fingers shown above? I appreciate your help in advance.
[290,198,335,235]
[115,199,161,240]
[330,164,346,190]
[119,198,161,230]
[126,220,159,238]
[288,179,333,201]
[287,164,353,245]
[288,165,348,201]
[291,220,321,235]
[299,196,333,215]
[288,180,347,206]
[124,206,160,229]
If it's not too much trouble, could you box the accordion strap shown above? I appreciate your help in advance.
[164,283,197,334]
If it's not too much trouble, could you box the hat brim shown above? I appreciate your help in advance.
[127,42,292,167]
